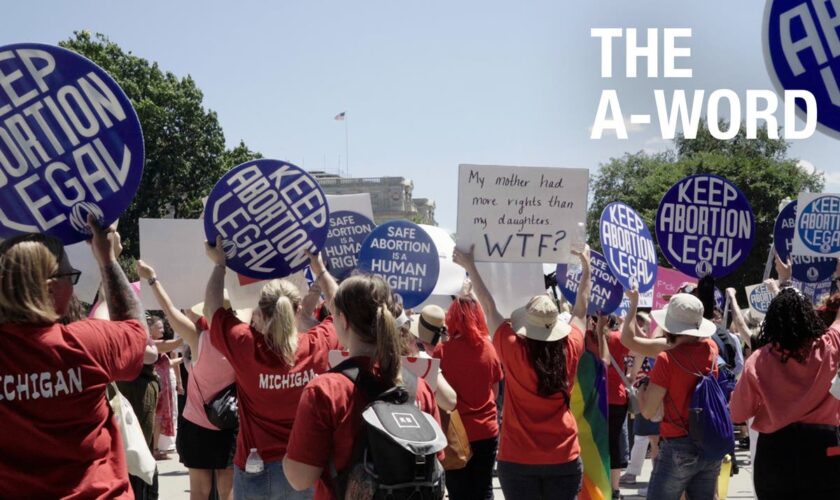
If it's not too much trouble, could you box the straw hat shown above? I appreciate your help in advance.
[409,305,448,346]
[189,289,232,317]
[650,293,716,338]
[510,295,571,342]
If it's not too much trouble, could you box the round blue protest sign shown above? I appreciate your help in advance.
[357,220,439,309]
[655,174,755,279]
[556,250,624,315]
[796,195,840,256]
[774,200,835,283]
[748,284,774,315]
[764,1,840,137]
[324,210,376,281]
[0,43,144,244]
[599,201,658,293]
[204,160,329,280]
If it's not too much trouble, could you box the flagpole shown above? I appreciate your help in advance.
[344,114,350,178]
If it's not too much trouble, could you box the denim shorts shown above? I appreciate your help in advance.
[646,436,721,500]
[233,460,313,500]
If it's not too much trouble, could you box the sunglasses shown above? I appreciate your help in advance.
[53,270,81,285]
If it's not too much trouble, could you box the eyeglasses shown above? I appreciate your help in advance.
[53,270,81,285]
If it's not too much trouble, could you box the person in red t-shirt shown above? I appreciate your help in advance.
[451,244,591,500]
[0,219,149,499]
[202,240,341,499]
[283,274,442,499]
[435,293,503,500]
[620,287,721,500]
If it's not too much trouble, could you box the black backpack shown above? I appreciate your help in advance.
[329,359,447,500]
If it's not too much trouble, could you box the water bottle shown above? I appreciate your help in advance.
[245,448,264,473]
[568,222,586,274]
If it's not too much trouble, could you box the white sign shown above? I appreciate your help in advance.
[792,192,840,258]
[456,164,589,263]
[420,224,466,297]
[326,193,374,218]
[476,262,547,317]
[744,283,773,319]
[328,350,441,391]
[65,242,102,304]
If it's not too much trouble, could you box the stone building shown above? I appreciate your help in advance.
[309,171,437,225]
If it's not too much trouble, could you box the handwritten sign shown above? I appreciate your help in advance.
[774,199,835,282]
[599,201,657,292]
[323,210,375,280]
[656,174,754,278]
[0,43,144,244]
[556,250,623,315]
[204,160,329,280]
[793,193,840,258]
[358,220,439,309]
[745,283,773,318]
[456,164,588,263]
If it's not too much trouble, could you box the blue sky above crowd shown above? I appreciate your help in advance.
[6,0,840,231]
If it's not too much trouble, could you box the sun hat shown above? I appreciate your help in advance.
[190,289,232,317]
[650,293,716,338]
[510,295,571,342]
[409,305,448,346]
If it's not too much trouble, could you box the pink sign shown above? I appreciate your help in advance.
[652,267,696,310]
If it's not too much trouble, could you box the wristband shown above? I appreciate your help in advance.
[148,277,157,286]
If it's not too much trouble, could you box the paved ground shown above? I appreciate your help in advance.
[158,449,756,499]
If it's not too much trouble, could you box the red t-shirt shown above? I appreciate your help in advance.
[607,331,631,406]
[435,335,503,442]
[285,357,441,500]
[492,322,585,464]
[0,319,146,499]
[649,338,719,438]
[209,308,340,469]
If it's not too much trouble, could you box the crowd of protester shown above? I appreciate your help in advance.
[0,219,838,500]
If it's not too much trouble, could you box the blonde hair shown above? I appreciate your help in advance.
[0,234,64,325]
[333,275,403,386]
[258,279,301,366]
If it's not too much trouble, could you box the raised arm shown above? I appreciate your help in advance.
[620,287,668,357]
[725,287,752,349]
[452,245,504,337]
[308,252,338,310]
[204,236,227,327]
[570,246,592,333]
[137,259,200,353]
[88,216,146,329]
[595,314,610,365]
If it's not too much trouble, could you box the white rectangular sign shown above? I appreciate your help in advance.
[744,283,773,319]
[456,164,589,263]
[326,193,374,218]
[792,192,840,258]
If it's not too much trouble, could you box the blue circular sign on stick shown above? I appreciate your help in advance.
[774,200,835,282]
[764,1,840,137]
[796,195,840,256]
[749,284,774,315]
[655,174,755,279]
[0,43,144,244]
[357,220,439,309]
[599,201,658,293]
[556,250,624,315]
[323,210,376,281]
[204,160,329,280]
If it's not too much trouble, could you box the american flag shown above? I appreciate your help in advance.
[334,112,346,121]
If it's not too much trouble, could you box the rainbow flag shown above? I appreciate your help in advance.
[571,350,611,500]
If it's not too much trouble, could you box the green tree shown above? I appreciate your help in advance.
[588,120,824,292]
[59,32,260,257]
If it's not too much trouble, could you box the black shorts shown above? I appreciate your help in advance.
[176,417,236,469]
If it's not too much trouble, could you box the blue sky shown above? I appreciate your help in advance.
[6,0,839,231]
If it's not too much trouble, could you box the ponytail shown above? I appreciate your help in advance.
[374,305,402,386]
[258,279,301,366]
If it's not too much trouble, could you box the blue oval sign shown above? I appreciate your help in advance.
[655,174,755,279]
[774,200,835,282]
[749,284,774,315]
[599,201,658,293]
[324,210,375,281]
[556,250,624,315]
[357,220,439,309]
[764,0,840,136]
[796,195,840,256]
[204,160,329,280]
[0,43,144,244]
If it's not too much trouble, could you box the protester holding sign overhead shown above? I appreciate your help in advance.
[452,244,590,500]
[0,217,148,499]
[203,239,341,499]
[730,263,840,498]
[621,287,726,500]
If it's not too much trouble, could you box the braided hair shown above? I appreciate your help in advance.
[756,287,826,363]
